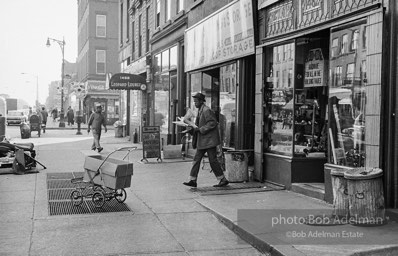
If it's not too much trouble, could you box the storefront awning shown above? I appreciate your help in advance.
[108,73,147,90]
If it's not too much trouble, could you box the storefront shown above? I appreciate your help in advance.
[184,0,256,155]
[152,45,180,145]
[83,80,120,125]
[122,56,148,140]
[255,0,384,194]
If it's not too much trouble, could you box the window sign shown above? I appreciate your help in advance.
[185,0,255,71]
[304,48,327,87]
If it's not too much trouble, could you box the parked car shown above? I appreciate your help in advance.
[6,110,28,125]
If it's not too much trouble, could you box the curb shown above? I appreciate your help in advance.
[197,201,398,256]
[349,246,398,256]
[195,200,301,256]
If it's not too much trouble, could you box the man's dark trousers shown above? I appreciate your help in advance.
[190,146,223,179]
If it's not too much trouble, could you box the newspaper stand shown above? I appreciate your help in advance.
[70,147,136,208]
[140,126,162,163]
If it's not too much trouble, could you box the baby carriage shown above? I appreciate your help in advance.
[0,140,46,174]
[70,147,136,208]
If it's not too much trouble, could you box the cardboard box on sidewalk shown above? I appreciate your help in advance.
[83,155,133,189]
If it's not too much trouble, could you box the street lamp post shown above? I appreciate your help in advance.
[46,37,66,128]
[21,73,39,109]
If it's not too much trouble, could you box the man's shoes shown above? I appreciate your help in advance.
[213,178,229,187]
[97,147,103,153]
[91,148,96,151]
[183,180,197,188]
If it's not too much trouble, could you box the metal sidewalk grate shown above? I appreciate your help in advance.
[47,180,80,189]
[47,172,75,180]
[47,172,131,216]
[49,201,91,215]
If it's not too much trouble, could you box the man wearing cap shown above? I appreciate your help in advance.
[183,92,229,188]
[87,104,107,152]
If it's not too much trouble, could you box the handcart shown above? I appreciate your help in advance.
[29,114,41,137]
[70,146,137,208]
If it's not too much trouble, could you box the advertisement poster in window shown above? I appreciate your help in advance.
[304,48,327,88]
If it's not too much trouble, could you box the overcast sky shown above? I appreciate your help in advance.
[0,1,78,106]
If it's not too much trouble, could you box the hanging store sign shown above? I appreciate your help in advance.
[304,48,327,87]
[185,0,255,72]
[109,73,147,90]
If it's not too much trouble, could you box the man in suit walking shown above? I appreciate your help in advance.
[183,92,229,188]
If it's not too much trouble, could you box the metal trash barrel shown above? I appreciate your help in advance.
[224,150,249,182]
[330,168,349,217]
[344,167,385,225]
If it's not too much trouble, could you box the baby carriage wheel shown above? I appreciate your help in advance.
[115,188,127,203]
[92,191,105,208]
[70,190,83,206]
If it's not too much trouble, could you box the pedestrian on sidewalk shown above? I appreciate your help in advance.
[40,107,48,133]
[183,92,229,188]
[51,107,58,122]
[87,104,107,152]
[67,106,75,126]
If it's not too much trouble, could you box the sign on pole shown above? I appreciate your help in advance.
[109,73,147,91]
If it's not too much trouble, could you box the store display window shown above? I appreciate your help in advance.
[263,42,295,155]
[263,38,329,157]
[153,45,178,136]
[329,21,368,167]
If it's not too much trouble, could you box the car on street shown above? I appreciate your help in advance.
[6,110,28,125]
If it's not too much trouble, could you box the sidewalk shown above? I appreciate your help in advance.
[196,191,398,256]
[1,135,398,256]
[45,120,114,130]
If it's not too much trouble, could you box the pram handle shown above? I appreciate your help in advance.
[116,146,138,151]
[95,146,137,173]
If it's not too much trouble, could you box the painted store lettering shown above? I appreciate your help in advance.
[302,0,321,13]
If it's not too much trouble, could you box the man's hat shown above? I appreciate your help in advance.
[192,92,206,101]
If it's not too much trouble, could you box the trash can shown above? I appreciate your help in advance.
[113,121,123,138]
[344,167,385,225]
[330,168,349,217]
[224,150,249,182]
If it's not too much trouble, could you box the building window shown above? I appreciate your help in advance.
[146,6,150,52]
[351,30,359,51]
[138,14,142,57]
[346,63,355,85]
[341,34,348,54]
[331,38,339,58]
[177,0,184,13]
[333,66,342,87]
[96,50,106,74]
[132,21,135,60]
[363,26,367,49]
[120,3,123,44]
[155,0,160,28]
[361,60,367,84]
[96,15,106,37]
[166,0,171,21]
[126,0,130,41]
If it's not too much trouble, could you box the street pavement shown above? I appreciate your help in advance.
[1,127,398,255]
[1,128,263,256]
